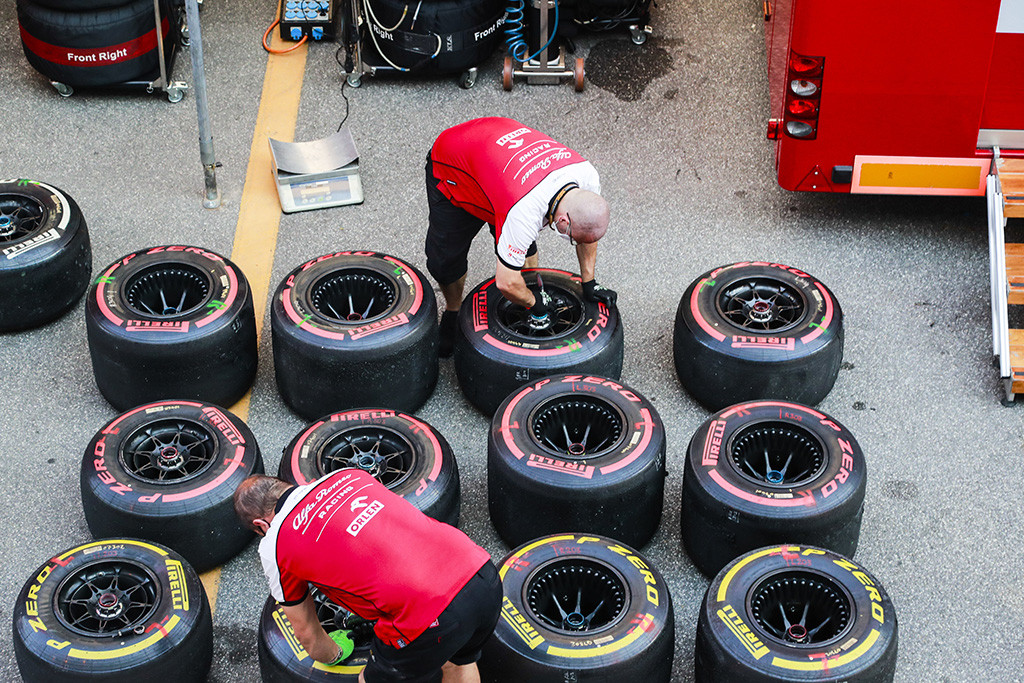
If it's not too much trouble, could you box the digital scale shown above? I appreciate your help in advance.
[269,128,364,213]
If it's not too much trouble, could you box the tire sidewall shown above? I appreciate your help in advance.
[698,545,897,682]
[0,178,81,269]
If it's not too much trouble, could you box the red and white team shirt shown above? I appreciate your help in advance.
[259,470,490,649]
[430,117,601,269]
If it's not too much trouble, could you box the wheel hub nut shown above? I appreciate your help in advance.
[0,215,13,236]
[749,300,774,322]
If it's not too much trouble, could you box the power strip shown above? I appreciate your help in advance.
[280,0,337,41]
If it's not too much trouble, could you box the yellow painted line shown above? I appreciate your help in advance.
[199,31,309,615]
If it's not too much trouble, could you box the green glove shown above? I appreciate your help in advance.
[327,629,355,665]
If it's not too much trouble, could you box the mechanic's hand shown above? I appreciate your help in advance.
[327,629,355,665]
[529,290,553,327]
[582,280,617,307]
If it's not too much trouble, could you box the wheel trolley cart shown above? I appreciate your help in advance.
[573,0,654,45]
[502,0,585,91]
[339,0,505,89]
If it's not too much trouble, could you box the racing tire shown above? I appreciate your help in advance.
[80,400,265,572]
[695,545,898,682]
[479,534,674,682]
[0,178,91,331]
[17,0,177,89]
[12,538,213,682]
[278,408,460,526]
[488,374,665,548]
[258,588,374,682]
[673,262,843,411]
[85,245,258,412]
[455,269,624,416]
[681,401,866,578]
[271,251,438,421]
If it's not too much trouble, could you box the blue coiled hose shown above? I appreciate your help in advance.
[504,0,559,63]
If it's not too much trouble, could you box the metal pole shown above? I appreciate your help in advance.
[185,0,220,208]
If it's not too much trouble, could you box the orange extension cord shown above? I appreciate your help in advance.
[264,0,308,53]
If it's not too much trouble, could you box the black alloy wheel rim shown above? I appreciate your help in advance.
[716,276,806,333]
[748,570,853,646]
[120,418,218,484]
[0,194,45,243]
[124,263,212,318]
[55,560,160,637]
[729,421,826,487]
[525,559,627,634]
[496,282,583,338]
[310,269,396,323]
[313,589,375,649]
[531,396,625,458]
[318,427,414,489]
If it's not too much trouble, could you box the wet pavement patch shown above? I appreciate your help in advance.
[586,38,674,101]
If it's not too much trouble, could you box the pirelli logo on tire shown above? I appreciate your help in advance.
[716,604,769,659]
[500,597,544,649]
[165,560,190,612]
[272,608,308,661]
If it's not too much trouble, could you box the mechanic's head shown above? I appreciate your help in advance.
[234,475,292,535]
[553,189,609,244]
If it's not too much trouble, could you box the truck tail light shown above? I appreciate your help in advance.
[782,51,824,140]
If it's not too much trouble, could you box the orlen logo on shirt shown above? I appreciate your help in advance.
[347,500,384,537]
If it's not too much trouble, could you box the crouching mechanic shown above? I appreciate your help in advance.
[426,116,618,356]
[234,470,501,683]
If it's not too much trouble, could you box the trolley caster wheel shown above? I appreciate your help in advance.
[573,57,585,92]
[629,25,652,45]
[458,67,478,89]
[346,73,362,88]
[51,81,73,98]
[502,55,514,91]
[165,82,188,103]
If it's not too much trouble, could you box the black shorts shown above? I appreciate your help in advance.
[424,156,536,286]
[363,561,502,683]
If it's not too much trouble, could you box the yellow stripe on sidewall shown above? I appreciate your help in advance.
[60,539,169,560]
[716,546,796,602]
[499,535,577,579]
[69,615,181,660]
[544,613,655,658]
[771,629,881,671]
[200,32,309,615]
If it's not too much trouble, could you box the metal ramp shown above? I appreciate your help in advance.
[987,150,1024,404]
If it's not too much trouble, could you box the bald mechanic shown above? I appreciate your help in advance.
[426,116,618,356]
[234,470,500,683]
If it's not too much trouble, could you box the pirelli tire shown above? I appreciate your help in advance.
[0,178,91,332]
[681,401,866,578]
[480,534,674,683]
[271,251,439,421]
[278,408,460,527]
[258,588,374,682]
[696,545,898,683]
[85,245,258,412]
[17,0,177,89]
[673,262,843,411]
[363,0,505,75]
[12,538,213,683]
[455,269,624,416]
[488,374,666,549]
[80,400,265,572]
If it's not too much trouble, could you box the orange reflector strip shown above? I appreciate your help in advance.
[851,156,987,196]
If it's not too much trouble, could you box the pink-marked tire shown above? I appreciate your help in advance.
[479,534,674,682]
[696,545,898,683]
[85,245,257,412]
[12,538,212,682]
[0,178,91,331]
[271,252,439,421]
[278,408,460,526]
[682,401,866,577]
[673,262,843,411]
[455,269,624,416]
[80,400,264,572]
[258,588,373,682]
[489,374,665,548]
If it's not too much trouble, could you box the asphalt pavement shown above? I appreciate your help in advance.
[0,0,1022,681]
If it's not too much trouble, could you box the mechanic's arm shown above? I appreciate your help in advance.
[496,259,535,308]
[575,241,597,284]
[281,594,340,663]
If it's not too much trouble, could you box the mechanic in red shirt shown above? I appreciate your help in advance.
[234,470,500,683]
[426,116,618,356]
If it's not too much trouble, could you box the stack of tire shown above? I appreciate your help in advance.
[17,0,179,93]
[673,262,899,682]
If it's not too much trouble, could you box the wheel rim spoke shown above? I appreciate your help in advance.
[496,283,584,338]
[730,422,825,487]
[0,194,45,242]
[311,270,396,323]
[749,570,852,646]
[55,560,160,637]
[532,397,624,458]
[717,277,805,333]
[124,264,211,318]
[526,559,626,634]
[120,419,218,484]
[319,427,413,489]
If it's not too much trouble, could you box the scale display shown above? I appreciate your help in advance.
[279,172,363,213]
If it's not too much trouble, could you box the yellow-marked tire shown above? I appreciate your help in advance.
[480,534,674,682]
[696,545,898,682]
[257,589,373,682]
[12,538,212,682]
